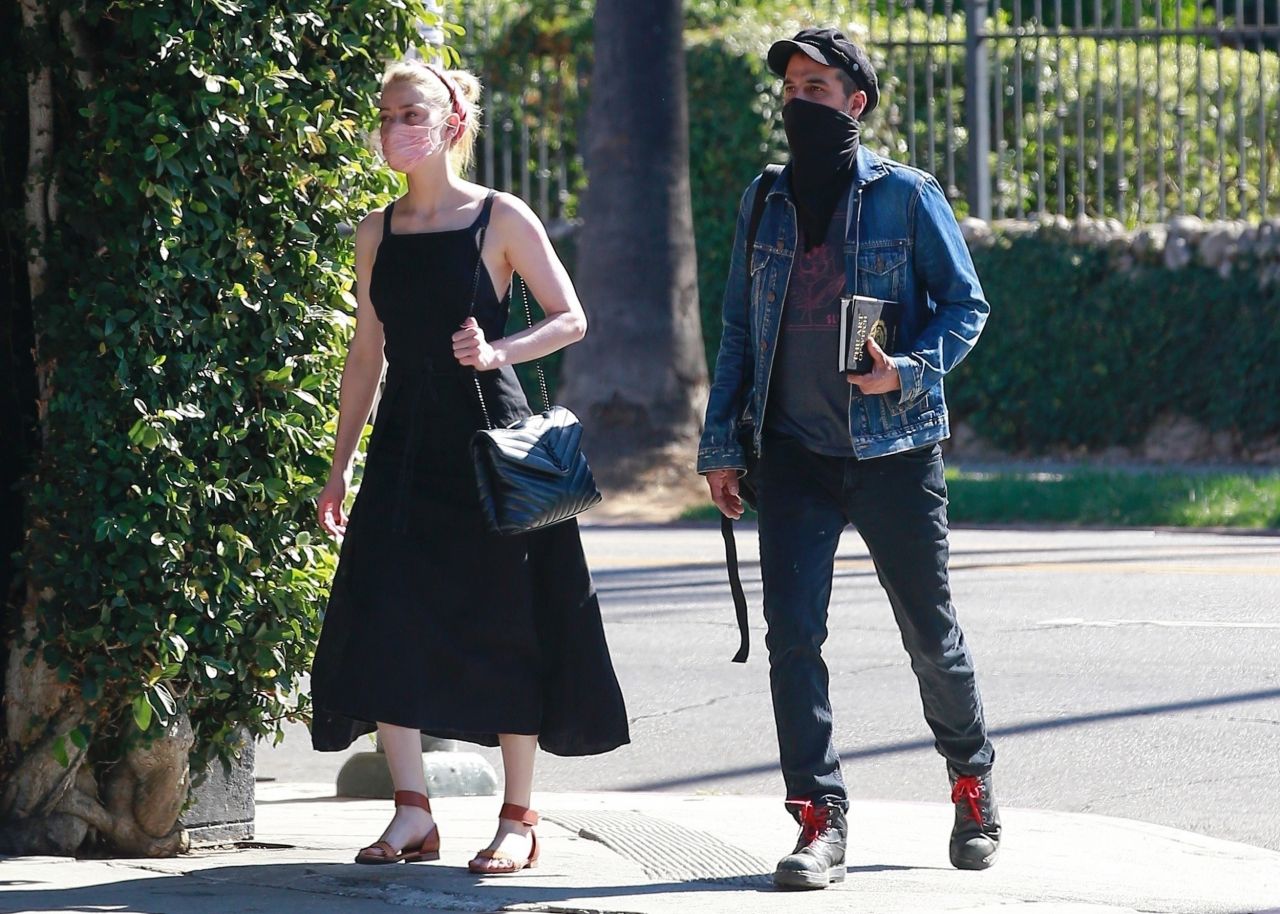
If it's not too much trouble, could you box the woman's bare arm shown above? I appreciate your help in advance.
[327,211,387,482]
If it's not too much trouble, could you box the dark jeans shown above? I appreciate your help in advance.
[756,434,995,811]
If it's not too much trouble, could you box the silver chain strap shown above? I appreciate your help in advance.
[515,273,553,415]
[467,196,552,431]
[468,211,495,430]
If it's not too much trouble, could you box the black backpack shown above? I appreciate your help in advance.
[721,163,783,663]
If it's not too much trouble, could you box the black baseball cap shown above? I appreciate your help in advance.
[767,28,880,115]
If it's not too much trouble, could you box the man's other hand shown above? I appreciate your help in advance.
[706,469,745,520]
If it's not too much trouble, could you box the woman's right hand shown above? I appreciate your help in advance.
[317,474,350,538]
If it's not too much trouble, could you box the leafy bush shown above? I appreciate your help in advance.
[950,225,1280,452]
[3,0,436,815]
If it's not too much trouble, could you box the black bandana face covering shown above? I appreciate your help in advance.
[782,98,861,251]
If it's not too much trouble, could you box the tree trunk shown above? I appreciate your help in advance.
[3,584,194,857]
[558,0,708,491]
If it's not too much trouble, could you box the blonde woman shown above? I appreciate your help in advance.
[309,60,629,875]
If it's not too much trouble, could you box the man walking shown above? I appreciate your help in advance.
[698,28,999,889]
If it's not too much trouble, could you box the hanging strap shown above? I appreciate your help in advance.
[467,192,552,430]
[722,512,750,664]
[721,163,783,664]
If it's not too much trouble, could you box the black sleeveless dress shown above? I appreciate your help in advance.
[309,194,629,757]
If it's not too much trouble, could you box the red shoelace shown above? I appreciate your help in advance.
[785,799,832,844]
[951,775,985,827]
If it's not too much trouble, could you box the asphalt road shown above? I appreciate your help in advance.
[257,523,1280,852]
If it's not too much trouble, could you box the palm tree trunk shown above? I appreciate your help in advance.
[559,0,708,489]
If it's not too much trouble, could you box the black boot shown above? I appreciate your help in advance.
[773,800,847,890]
[948,767,1001,870]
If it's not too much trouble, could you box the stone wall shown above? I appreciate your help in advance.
[962,214,1280,286]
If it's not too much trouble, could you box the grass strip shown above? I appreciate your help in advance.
[680,469,1280,529]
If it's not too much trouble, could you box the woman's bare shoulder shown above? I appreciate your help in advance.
[486,191,545,245]
[353,208,392,250]
[359,207,389,233]
[489,190,536,221]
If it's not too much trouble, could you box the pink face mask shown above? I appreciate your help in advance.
[382,120,450,173]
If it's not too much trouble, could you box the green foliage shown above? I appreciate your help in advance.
[683,467,1280,527]
[0,2,35,625]
[460,2,1278,380]
[12,0,437,773]
[913,0,1213,30]
[458,1,593,220]
[949,229,1280,451]
[686,23,788,371]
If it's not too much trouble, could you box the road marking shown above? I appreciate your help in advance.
[1039,617,1280,630]
[978,561,1280,576]
[588,556,1280,575]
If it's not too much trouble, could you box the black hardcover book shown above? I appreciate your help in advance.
[839,294,900,374]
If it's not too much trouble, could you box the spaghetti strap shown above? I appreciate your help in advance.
[382,200,395,238]
[474,191,497,240]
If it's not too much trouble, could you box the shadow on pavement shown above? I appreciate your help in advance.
[0,862,795,912]
[594,541,1280,603]
[620,686,1280,791]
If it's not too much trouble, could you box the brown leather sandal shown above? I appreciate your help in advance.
[467,802,540,875]
[355,790,441,864]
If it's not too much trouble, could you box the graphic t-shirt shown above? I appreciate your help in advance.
[764,204,857,456]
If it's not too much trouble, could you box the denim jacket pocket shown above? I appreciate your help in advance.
[886,384,944,424]
[855,240,909,305]
[748,245,770,305]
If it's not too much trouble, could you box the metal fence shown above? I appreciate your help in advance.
[862,0,1280,223]
[441,1,1279,227]
[444,1,583,236]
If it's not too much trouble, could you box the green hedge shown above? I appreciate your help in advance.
[950,228,1280,452]
[4,0,433,783]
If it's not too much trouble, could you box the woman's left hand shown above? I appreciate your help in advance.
[452,317,504,370]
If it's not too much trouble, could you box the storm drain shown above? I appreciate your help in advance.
[544,811,772,888]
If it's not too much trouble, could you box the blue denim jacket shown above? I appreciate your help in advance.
[697,146,990,472]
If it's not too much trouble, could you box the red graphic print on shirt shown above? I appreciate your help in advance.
[783,217,845,333]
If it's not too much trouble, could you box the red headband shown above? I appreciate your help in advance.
[422,62,467,129]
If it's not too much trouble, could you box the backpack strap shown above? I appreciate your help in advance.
[722,163,783,664]
[746,164,784,259]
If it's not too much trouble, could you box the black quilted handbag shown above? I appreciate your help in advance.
[472,398,602,536]
[465,212,601,535]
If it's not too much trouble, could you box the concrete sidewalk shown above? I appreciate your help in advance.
[3,782,1280,914]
